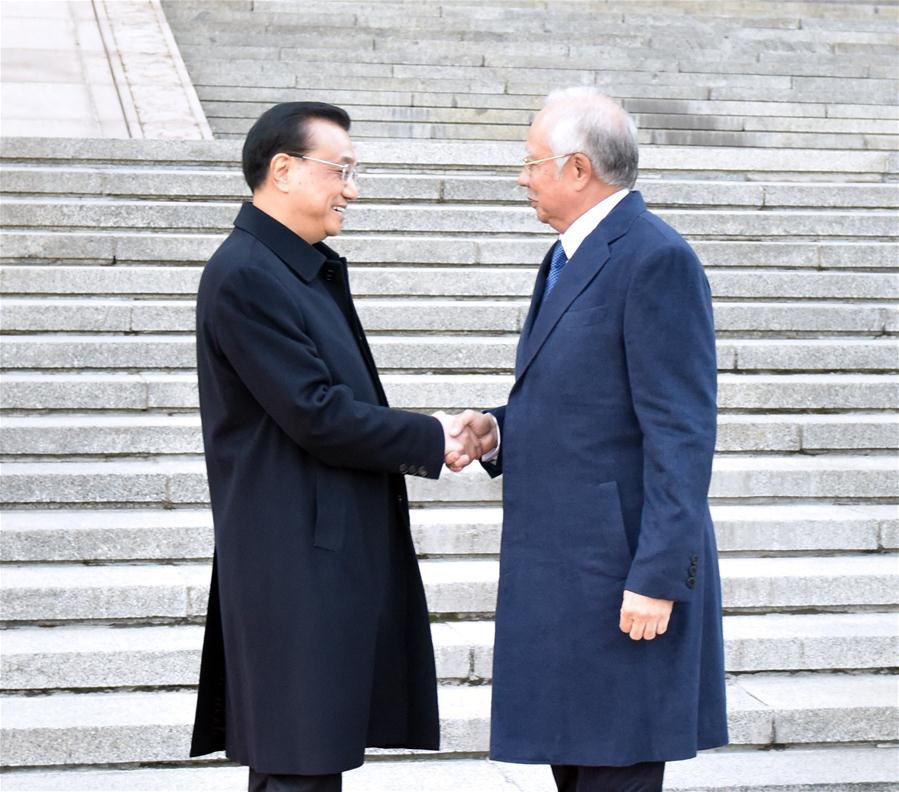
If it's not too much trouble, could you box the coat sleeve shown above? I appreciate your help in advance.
[621,241,717,603]
[208,264,446,478]
[479,406,506,478]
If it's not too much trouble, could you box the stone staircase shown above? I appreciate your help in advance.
[162,0,899,149]
[2,1,898,790]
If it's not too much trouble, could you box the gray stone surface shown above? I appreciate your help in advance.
[720,556,899,609]
[3,503,893,564]
[3,454,899,507]
[3,746,898,791]
[3,2,898,785]
[1,675,895,767]
[4,297,896,336]
[6,199,899,239]
[3,555,896,624]
[3,413,896,457]
[4,612,894,692]
[2,371,896,412]
[3,334,895,374]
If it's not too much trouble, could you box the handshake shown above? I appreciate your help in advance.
[433,410,499,473]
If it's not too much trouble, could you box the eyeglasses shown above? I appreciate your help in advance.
[286,153,360,184]
[521,152,576,171]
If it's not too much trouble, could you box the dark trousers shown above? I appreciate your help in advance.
[248,769,342,792]
[552,762,665,792]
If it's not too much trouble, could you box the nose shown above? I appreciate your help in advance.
[517,167,529,188]
[343,178,359,201]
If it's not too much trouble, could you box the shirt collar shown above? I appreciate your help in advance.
[233,202,343,283]
[559,188,630,260]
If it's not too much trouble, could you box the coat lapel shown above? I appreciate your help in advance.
[513,191,648,383]
[515,244,554,374]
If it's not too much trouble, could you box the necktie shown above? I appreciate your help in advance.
[542,240,568,300]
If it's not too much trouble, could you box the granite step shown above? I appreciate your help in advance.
[3,747,899,792]
[1,456,898,507]
[3,335,896,373]
[3,413,897,458]
[3,298,897,336]
[174,38,893,79]
[5,199,899,239]
[2,613,896,693]
[2,234,896,270]
[4,267,896,304]
[2,372,896,413]
[210,115,899,148]
[4,167,898,210]
[1,555,897,624]
[1,138,893,180]
[2,674,897,767]
[2,503,895,564]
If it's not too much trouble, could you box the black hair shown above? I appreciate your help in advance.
[241,102,351,191]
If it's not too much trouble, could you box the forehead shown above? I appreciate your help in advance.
[306,118,356,162]
[525,109,553,154]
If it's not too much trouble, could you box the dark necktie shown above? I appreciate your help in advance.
[542,240,568,301]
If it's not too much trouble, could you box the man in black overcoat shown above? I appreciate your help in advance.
[190,102,477,792]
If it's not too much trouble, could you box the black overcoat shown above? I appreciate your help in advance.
[190,203,445,774]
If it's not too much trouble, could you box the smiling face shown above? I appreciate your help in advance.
[287,118,359,244]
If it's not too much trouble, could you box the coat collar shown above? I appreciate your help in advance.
[515,191,647,382]
[233,202,344,282]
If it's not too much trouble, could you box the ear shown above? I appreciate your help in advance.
[269,152,295,193]
[570,153,594,191]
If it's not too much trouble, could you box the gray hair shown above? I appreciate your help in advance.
[542,87,639,189]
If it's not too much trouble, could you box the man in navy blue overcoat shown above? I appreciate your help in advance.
[451,89,728,792]
[190,103,478,792]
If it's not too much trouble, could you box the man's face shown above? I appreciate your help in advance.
[289,119,358,243]
[518,109,574,233]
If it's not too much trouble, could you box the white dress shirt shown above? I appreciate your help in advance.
[558,188,630,260]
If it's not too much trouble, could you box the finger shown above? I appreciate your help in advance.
[629,619,645,641]
[657,615,670,636]
[643,622,657,641]
[449,409,475,437]
[619,612,633,634]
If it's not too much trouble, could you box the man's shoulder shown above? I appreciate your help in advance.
[630,207,691,252]
[200,228,279,291]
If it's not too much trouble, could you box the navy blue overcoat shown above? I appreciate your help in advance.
[190,203,445,774]
[486,192,728,766]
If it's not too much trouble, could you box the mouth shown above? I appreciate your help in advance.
[332,206,346,216]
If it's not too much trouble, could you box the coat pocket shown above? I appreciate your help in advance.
[560,304,609,327]
[591,480,634,579]
[313,467,348,552]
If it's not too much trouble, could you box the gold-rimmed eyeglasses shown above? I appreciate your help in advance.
[286,153,360,184]
[521,152,577,171]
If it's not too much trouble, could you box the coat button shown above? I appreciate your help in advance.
[689,564,698,576]
[686,577,696,589]
[399,464,408,473]
[419,467,428,477]
[691,554,699,563]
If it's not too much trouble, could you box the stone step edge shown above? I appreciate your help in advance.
[1,139,894,174]
[2,612,896,690]
[1,746,898,792]
[1,674,896,757]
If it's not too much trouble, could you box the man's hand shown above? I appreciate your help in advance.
[447,410,499,471]
[433,411,480,472]
[619,590,673,641]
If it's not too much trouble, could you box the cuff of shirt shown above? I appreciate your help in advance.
[480,412,501,464]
